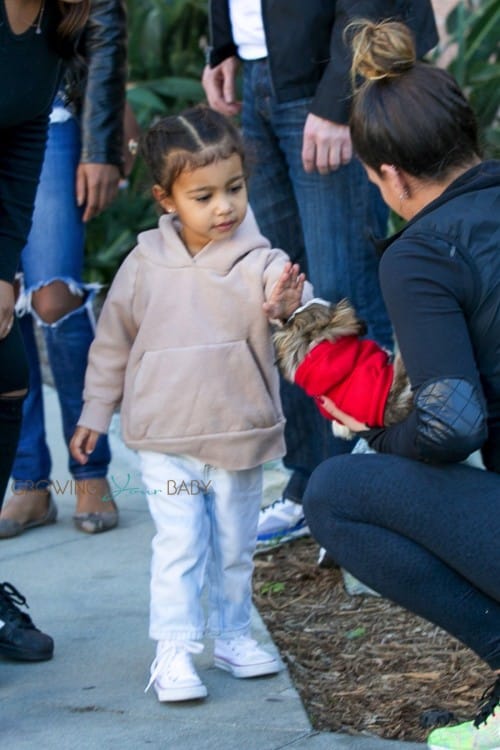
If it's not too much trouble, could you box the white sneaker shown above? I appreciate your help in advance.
[145,640,207,702]
[255,497,309,553]
[214,636,281,678]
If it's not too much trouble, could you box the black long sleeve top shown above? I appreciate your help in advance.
[0,0,63,283]
[365,161,500,474]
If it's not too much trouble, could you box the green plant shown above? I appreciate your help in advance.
[127,0,208,127]
[441,0,500,158]
[84,0,208,284]
[260,581,286,596]
[388,0,499,234]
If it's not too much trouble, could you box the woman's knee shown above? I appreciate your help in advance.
[31,281,83,324]
[303,455,357,527]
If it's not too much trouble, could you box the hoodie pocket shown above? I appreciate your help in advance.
[129,340,278,440]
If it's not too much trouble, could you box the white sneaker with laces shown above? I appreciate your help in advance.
[214,635,281,678]
[145,640,207,702]
[255,497,309,553]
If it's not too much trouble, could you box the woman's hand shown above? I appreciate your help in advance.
[70,426,102,464]
[0,280,15,339]
[76,163,121,223]
[263,262,306,322]
[318,396,368,433]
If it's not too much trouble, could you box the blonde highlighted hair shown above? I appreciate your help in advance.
[347,20,480,179]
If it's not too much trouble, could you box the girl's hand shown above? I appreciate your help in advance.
[70,426,102,464]
[263,262,306,322]
[318,396,368,433]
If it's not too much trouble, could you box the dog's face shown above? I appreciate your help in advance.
[273,299,367,381]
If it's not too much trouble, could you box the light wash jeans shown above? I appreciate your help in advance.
[241,60,392,483]
[139,451,263,642]
[12,102,110,489]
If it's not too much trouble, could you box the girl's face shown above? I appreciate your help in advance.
[160,153,248,255]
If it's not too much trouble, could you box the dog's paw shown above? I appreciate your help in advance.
[331,420,355,440]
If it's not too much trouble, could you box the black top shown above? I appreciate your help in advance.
[366,161,500,474]
[0,0,62,283]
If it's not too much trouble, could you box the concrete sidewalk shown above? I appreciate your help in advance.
[1,386,424,750]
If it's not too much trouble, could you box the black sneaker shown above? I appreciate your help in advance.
[0,581,54,661]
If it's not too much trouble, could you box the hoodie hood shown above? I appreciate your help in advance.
[135,206,271,274]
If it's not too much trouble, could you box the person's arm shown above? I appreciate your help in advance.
[202,1,240,116]
[302,0,438,172]
[202,56,241,117]
[0,114,50,286]
[205,0,238,67]
[312,0,438,125]
[77,252,139,434]
[365,236,488,462]
[76,0,128,221]
[262,251,314,323]
[263,261,306,322]
[0,108,52,336]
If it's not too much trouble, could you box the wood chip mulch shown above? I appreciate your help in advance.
[252,536,491,743]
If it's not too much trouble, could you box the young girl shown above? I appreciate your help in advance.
[70,105,310,703]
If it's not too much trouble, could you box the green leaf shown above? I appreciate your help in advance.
[345,627,366,640]
[260,581,286,596]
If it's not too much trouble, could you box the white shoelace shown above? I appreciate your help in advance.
[144,640,203,693]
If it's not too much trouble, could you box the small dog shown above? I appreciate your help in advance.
[273,298,412,439]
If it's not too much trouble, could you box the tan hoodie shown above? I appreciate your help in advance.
[79,208,311,471]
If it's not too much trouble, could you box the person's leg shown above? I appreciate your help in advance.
[242,60,336,544]
[140,451,209,702]
[0,322,29,506]
[205,463,281,677]
[5,110,113,533]
[207,465,262,638]
[305,453,500,750]
[0,313,56,535]
[0,325,53,661]
[304,454,500,665]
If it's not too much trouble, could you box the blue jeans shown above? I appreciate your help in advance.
[140,451,262,641]
[12,106,110,489]
[241,60,392,480]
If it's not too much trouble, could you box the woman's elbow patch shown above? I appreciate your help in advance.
[415,378,487,458]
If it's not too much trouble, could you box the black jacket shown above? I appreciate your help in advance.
[207,0,438,123]
[65,0,127,169]
[366,161,500,473]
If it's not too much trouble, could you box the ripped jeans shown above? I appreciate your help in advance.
[11,104,110,490]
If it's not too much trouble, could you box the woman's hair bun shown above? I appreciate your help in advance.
[348,20,416,82]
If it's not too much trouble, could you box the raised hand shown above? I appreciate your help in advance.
[263,262,306,322]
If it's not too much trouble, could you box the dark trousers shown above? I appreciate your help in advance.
[0,319,29,507]
[304,452,500,669]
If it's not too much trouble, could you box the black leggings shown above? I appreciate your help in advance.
[303,453,500,669]
[0,319,29,507]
